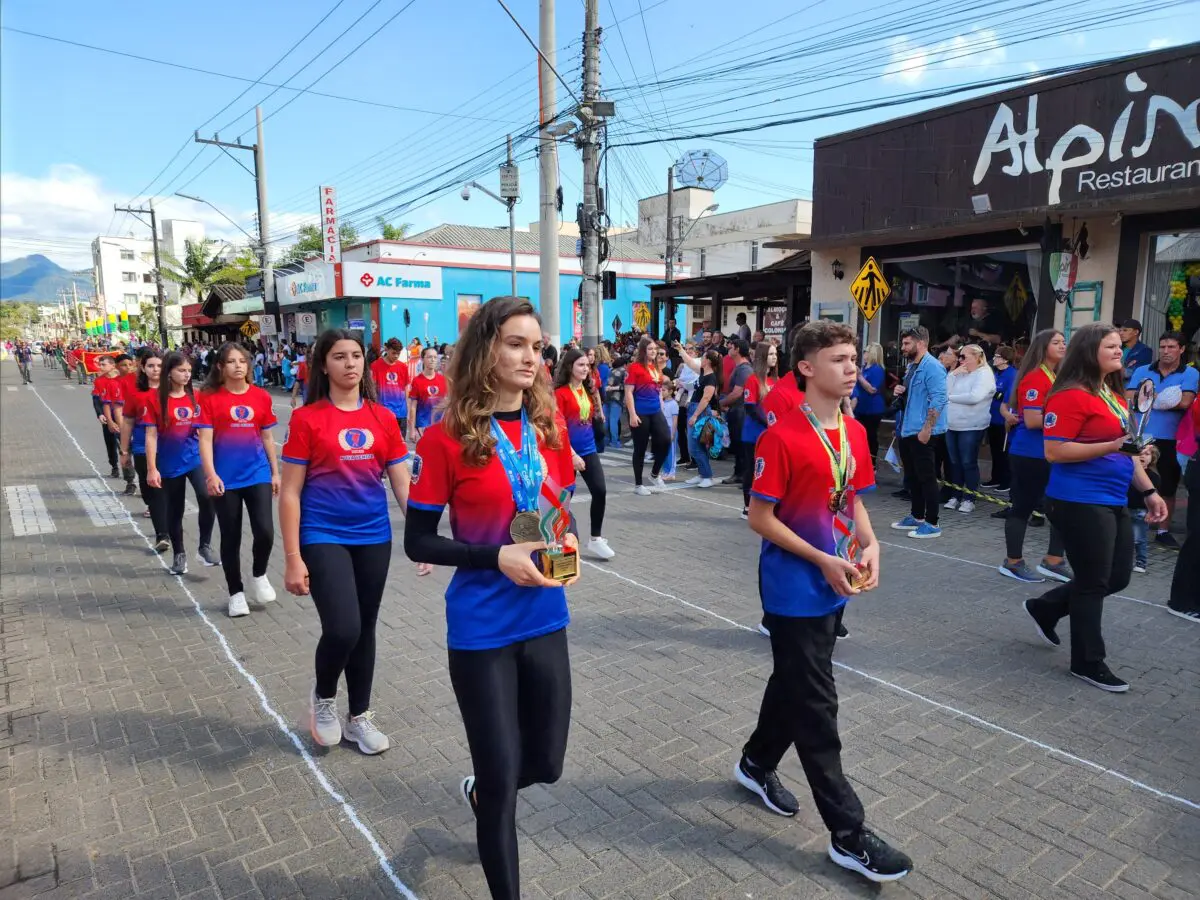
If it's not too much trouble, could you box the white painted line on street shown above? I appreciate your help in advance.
[31,389,420,900]
[6,386,17,392]
[4,485,56,535]
[580,559,1200,813]
[68,478,130,527]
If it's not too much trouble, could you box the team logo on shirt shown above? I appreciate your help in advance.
[427,384,441,397]
[743,388,752,401]
[173,405,198,421]
[411,454,423,484]
[766,411,777,427]
[385,371,399,384]
[1044,412,1057,428]
[230,405,254,422]
[338,428,375,452]
[754,456,765,479]
[1025,388,1039,401]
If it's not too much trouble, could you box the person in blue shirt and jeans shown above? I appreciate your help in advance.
[890,326,948,538]
[1126,331,1198,546]
[983,346,1018,491]
[852,342,887,463]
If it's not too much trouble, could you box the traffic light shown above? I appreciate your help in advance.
[602,270,617,299]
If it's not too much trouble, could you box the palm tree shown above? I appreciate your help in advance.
[377,218,412,241]
[159,239,256,301]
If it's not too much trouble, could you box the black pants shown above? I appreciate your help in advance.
[449,629,571,900]
[857,414,883,464]
[1169,456,1199,613]
[302,541,391,716]
[630,411,670,485]
[743,611,864,835]
[576,452,607,538]
[133,453,168,540]
[727,409,746,479]
[213,483,275,596]
[101,425,118,469]
[740,438,756,508]
[1005,455,1064,561]
[162,465,215,556]
[676,402,690,464]
[1028,499,1132,667]
[986,423,1010,488]
[898,434,941,525]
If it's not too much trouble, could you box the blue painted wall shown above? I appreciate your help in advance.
[371,266,656,345]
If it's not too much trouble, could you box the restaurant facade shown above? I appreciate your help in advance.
[771,43,1200,352]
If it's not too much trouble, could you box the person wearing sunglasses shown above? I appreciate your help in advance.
[944,345,996,513]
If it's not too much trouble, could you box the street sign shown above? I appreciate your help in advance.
[296,312,317,340]
[898,313,920,334]
[499,163,520,200]
[763,308,787,337]
[849,256,890,321]
[258,315,277,336]
[611,315,622,335]
[240,320,259,338]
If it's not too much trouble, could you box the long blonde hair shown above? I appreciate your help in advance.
[442,296,561,466]
[863,342,884,368]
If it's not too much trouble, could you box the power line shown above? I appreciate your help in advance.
[492,0,583,108]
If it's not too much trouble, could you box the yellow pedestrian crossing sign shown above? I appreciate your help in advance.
[849,257,890,321]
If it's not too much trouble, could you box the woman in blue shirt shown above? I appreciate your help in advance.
[984,346,1018,490]
[852,343,887,462]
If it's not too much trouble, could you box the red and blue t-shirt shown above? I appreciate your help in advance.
[409,414,576,651]
[1044,387,1134,506]
[123,387,155,455]
[1009,367,1054,459]
[370,358,410,423]
[625,362,662,415]
[281,399,409,546]
[199,386,277,490]
[555,384,596,456]
[142,392,206,478]
[750,408,875,617]
[742,374,776,444]
[410,372,447,428]
[761,370,804,429]
[96,374,124,408]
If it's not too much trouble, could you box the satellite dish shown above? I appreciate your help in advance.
[674,150,728,191]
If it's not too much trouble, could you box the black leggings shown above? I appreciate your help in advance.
[1005,455,1064,561]
[301,541,391,716]
[740,438,756,508]
[213,482,274,596]
[576,452,607,538]
[857,413,883,465]
[449,629,571,900]
[133,453,168,540]
[630,411,670,485]
[162,466,215,556]
[986,423,1010,488]
[101,424,118,468]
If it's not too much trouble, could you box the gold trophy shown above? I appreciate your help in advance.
[537,479,579,582]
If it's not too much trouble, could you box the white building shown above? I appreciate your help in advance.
[91,235,158,319]
[636,188,812,333]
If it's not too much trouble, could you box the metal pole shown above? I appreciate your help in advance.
[507,134,518,297]
[538,0,561,346]
[148,201,168,346]
[665,166,675,284]
[254,106,279,335]
[579,0,602,348]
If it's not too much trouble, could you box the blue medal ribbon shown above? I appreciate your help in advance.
[491,410,543,512]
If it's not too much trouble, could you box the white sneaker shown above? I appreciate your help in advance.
[251,575,276,603]
[228,592,250,618]
[310,689,342,747]
[586,537,615,560]
[343,711,390,754]
[944,497,959,510]
[634,485,652,496]
[649,475,666,492]
[685,475,703,486]
[697,478,714,488]
[958,500,975,513]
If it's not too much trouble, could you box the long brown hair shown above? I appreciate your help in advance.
[1009,328,1063,406]
[1047,322,1125,401]
[201,341,251,393]
[158,351,197,426]
[443,296,560,466]
[703,350,724,395]
[633,334,656,369]
[752,341,778,391]
[305,329,379,405]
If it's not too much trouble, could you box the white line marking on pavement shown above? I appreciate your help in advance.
[580,559,1200,813]
[31,389,421,900]
[6,386,17,392]
[68,478,131,527]
[4,484,56,535]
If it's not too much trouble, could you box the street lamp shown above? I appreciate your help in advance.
[677,204,720,250]
[174,192,260,247]
[461,181,518,297]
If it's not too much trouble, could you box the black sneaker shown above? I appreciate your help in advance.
[994,485,1011,493]
[836,622,849,639]
[460,775,478,817]
[109,465,120,478]
[1155,532,1180,549]
[722,475,742,485]
[1070,662,1129,693]
[123,482,137,496]
[1029,513,1045,528]
[197,544,221,567]
[829,828,913,882]
[1023,599,1061,647]
[154,537,170,554]
[1166,606,1200,623]
[891,489,910,500]
[990,508,1008,520]
[169,552,188,575]
[740,507,749,520]
[734,755,798,817]
[980,479,999,488]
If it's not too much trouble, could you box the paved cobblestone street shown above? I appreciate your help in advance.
[2,361,1197,900]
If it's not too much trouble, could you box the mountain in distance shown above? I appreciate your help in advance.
[0,254,93,303]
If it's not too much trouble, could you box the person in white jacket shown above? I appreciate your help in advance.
[944,344,996,513]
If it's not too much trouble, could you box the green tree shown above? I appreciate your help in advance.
[376,218,412,241]
[280,223,360,263]
[159,239,256,301]
[0,302,41,342]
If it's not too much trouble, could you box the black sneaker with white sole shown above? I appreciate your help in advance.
[829,828,912,882]
[197,544,221,567]
[734,755,798,816]
[1023,599,1061,647]
[836,622,849,639]
[1070,662,1129,692]
[1166,606,1200,623]
[460,775,478,817]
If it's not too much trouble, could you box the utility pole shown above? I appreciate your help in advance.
[578,0,602,348]
[665,165,675,284]
[195,106,278,334]
[113,203,168,345]
[538,0,561,347]
[507,135,518,297]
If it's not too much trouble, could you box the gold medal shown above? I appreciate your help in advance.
[828,490,847,513]
[509,510,542,544]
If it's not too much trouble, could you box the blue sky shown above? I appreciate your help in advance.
[2,0,1197,269]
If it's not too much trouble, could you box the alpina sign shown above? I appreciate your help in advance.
[973,71,1200,206]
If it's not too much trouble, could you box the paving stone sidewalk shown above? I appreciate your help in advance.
[2,361,1197,900]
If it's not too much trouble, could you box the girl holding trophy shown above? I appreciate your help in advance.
[404,296,580,900]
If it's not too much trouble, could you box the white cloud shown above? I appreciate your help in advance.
[883,28,1007,84]
[1147,38,1173,50]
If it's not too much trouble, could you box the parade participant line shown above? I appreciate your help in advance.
[32,388,421,900]
[580,557,1200,813]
